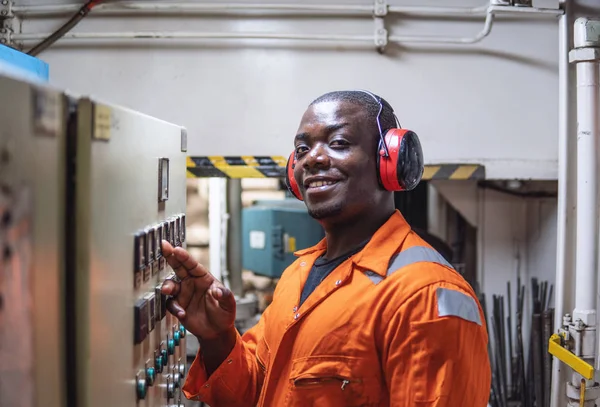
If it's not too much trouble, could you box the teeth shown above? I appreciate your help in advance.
[309,180,336,188]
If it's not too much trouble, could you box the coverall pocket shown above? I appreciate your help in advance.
[256,337,270,373]
[286,355,382,407]
[409,319,455,405]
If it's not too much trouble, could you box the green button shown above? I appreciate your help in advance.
[155,355,163,373]
[136,378,147,400]
[167,338,175,355]
[173,330,180,346]
[146,366,156,386]
[179,325,186,338]
[161,349,168,366]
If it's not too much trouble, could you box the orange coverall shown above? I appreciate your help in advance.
[182,210,492,406]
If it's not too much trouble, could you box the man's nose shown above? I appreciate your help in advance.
[303,143,330,171]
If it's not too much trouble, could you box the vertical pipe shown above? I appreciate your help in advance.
[573,60,599,320]
[226,179,244,297]
[209,178,226,282]
[551,2,572,406]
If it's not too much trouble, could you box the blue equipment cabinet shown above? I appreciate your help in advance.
[242,201,325,278]
[0,44,49,82]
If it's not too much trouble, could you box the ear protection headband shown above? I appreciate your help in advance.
[285,90,424,201]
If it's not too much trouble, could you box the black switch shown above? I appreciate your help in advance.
[134,231,147,272]
[134,298,149,345]
[174,216,181,247]
[147,294,156,332]
[155,225,163,260]
[169,219,176,246]
[180,214,186,243]
[160,292,167,320]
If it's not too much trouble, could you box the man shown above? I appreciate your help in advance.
[161,90,492,406]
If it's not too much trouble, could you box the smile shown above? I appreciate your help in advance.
[307,180,338,189]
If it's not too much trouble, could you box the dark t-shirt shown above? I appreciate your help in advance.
[299,239,370,307]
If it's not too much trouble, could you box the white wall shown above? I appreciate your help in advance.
[13,0,563,179]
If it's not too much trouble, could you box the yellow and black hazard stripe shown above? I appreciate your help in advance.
[422,164,485,180]
[187,156,485,180]
[187,156,288,178]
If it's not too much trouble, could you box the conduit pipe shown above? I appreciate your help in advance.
[11,1,490,18]
[572,25,599,328]
[550,2,572,407]
[12,31,375,43]
[390,10,494,45]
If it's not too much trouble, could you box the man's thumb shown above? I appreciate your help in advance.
[210,285,236,313]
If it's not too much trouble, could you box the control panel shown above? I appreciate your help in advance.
[0,75,68,407]
[73,96,189,407]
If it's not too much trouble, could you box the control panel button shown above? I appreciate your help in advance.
[178,361,186,377]
[167,336,175,355]
[134,298,149,344]
[173,372,181,388]
[146,366,156,386]
[179,324,186,338]
[173,329,180,346]
[166,377,175,400]
[136,373,147,400]
[155,351,163,373]
[161,348,168,366]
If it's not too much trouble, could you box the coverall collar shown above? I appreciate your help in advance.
[294,210,412,277]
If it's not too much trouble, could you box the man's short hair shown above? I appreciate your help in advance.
[309,90,397,145]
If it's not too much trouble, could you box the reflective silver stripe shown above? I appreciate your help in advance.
[388,246,453,274]
[364,270,384,285]
[436,287,482,326]
[363,246,452,285]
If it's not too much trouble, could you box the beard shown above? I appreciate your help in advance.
[307,201,344,220]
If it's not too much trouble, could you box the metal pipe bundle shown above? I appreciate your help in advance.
[486,278,554,407]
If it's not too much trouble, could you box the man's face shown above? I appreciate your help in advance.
[293,100,383,222]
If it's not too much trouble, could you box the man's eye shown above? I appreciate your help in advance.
[330,140,349,148]
[295,146,308,155]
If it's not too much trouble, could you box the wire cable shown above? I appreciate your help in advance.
[27,0,102,56]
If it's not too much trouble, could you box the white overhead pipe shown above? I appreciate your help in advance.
[12,8,496,46]
[10,1,489,17]
[11,1,562,18]
[12,31,374,42]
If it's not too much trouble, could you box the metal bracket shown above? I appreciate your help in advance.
[0,17,13,47]
[574,18,600,49]
[180,128,187,152]
[0,0,12,18]
[569,47,600,64]
[373,17,388,52]
[373,0,387,17]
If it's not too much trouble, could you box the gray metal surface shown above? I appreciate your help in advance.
[0,74,67,407]
[74,97,188,407]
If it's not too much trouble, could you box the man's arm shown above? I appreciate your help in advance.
[181,308,269,407]
[380,281,492,407]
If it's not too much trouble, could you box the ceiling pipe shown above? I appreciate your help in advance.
[11,1,561,19]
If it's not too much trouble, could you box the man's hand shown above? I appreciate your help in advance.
[160,240,236,340]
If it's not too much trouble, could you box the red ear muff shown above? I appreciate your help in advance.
[377,129,424,192]
[285,152,303,200]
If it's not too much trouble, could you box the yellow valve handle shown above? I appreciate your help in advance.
[548,333,595,380]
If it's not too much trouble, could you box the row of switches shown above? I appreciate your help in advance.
[134,285,168,344]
